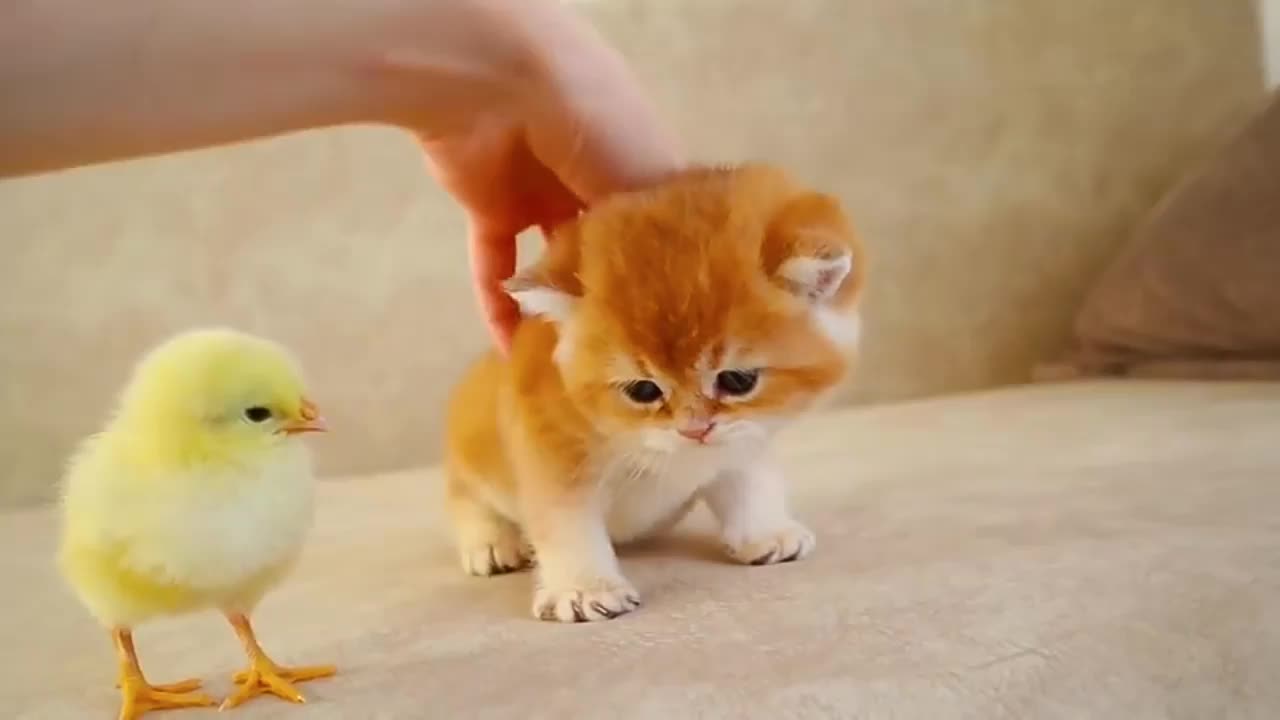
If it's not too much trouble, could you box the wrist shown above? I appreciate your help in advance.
[357,0,552,133]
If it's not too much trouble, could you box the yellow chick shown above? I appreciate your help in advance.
[57,328,335,720]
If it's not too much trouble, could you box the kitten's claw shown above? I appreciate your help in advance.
[460,538,533,577]
[725,523,816,566]
[532,578,641,623]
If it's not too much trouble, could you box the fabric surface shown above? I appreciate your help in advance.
[5,380,1279,719]
[0,0,1264,506]
[1061,90,1280,379]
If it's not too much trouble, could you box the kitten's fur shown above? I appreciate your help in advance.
[444,164,866,622]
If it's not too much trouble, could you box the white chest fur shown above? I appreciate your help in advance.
[597,442,738,544]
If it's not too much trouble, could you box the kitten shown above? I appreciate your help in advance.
[443,164,866,622]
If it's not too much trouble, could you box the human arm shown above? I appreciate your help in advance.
[0,0,683,346]
[0,0,530,175]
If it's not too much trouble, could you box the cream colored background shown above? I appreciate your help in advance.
[0,0,1266,506]
[1264,0,1280,86]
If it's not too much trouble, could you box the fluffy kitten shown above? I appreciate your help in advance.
[444,164,865,622]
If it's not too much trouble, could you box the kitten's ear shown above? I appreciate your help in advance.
[503,267,578,324]
[502,220,584,325]
[777,253,853,303]
[766,191,862,304]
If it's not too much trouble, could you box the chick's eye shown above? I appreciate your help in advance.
[244,406,273,423]
[716,369,759,397]
[623,380,664,404]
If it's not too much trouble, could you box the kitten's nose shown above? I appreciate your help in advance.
[677,422,715,442]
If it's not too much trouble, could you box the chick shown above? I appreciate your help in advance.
[57,328,336,719]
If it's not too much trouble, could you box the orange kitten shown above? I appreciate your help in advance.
[444,164,866,622]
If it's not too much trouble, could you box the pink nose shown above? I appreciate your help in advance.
[677,423,715,442]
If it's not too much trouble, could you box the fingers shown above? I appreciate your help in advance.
[468,220,521,353]
[523,12,684,203]
[504,137,585,234]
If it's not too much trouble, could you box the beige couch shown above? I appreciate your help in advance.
[4,2,1278,718]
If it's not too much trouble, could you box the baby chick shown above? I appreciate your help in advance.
[57,328,335,719]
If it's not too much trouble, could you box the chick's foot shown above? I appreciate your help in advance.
[118,674,216,720]
[115,677,204,694]
[220,657,336,709]
[111,628,215,720]
[219,612,335,711]
[145,679,206,694]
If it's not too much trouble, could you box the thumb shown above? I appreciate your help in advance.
[523,20,682,202]
[467,220,521,353]
[529,90,681,204]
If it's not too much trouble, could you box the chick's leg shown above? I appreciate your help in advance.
[220,612,335,710]
[112,628,215,720]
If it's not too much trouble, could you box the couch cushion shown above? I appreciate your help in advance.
[1060,91,1280,379]
[6,381,1279,718]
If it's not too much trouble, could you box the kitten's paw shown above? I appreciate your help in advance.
[532,577,641,623]
[725,523,816,566]
[459,535,533,577]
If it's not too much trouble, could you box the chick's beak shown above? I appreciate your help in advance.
[282,398,327,435]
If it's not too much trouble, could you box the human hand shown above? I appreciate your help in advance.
[413,2,682,351]
[0,0,679,354]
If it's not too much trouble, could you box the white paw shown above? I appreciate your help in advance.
[459,536,533,577]
[532,577,641,623]
[725,523,816,566]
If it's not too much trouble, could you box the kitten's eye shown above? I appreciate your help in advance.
[715,369,759,397]
[623,380,664,404]
[244,406,273,423]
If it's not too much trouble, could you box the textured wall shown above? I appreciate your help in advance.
[0,0,1265,506]
[1263,0,1280,86]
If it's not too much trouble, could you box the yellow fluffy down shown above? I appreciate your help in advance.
[57,328,319,628]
